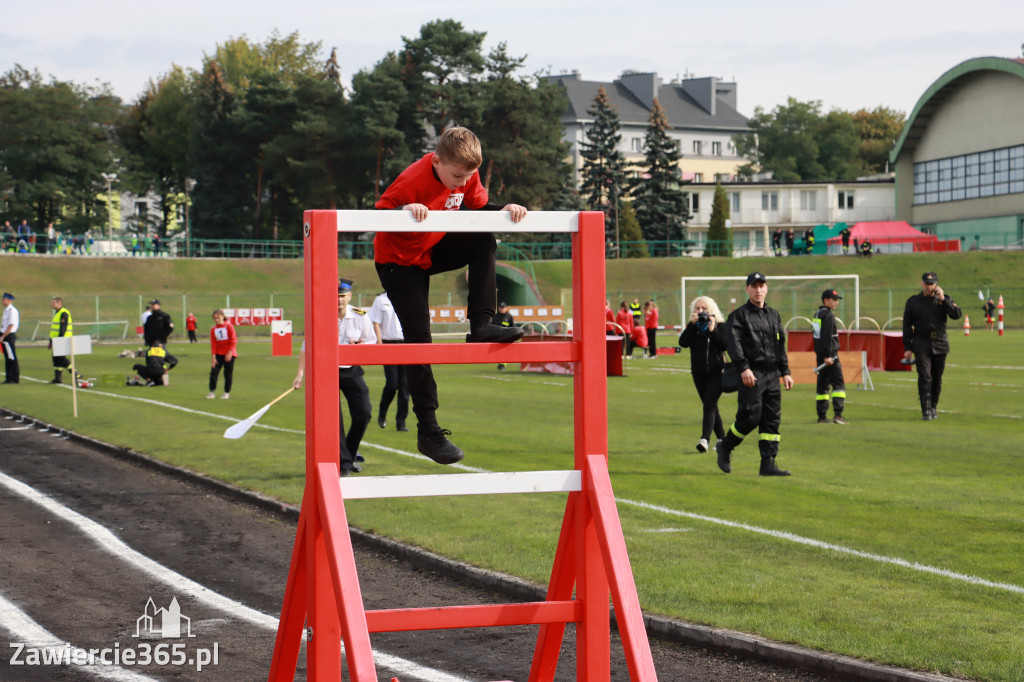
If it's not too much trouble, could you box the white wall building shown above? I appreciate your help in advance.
[684,178,896,256]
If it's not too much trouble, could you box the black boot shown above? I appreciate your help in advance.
[759,456,791,477]
[417,424,464,465]
[467,324,524,343]
[715,430,743,474]
[50,369,62,384]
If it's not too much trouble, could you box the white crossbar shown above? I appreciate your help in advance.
[332,210,580,234]
[339,470,582,500]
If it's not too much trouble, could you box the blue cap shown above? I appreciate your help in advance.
[338,278,353,293]
[2,292,13,300]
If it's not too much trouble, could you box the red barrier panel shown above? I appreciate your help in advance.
[788,329,910,372]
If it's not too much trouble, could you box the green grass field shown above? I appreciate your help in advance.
[3,326,1023,681]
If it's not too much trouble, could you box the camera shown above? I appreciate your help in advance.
[697,311,709,331]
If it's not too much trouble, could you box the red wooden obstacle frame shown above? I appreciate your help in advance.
[268,210,657,681]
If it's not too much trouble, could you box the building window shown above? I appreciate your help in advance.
[837,191,854,209]
[761,191,778,211]
[631,137,643,152]
[711,141,722,156]
[913,144,1024,204]
[135,201,148,218]
[691,193,700,212]
[729,192,740,214]
[800,190,817,211]
[693,140,702,156]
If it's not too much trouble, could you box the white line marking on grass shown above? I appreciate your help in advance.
[619,498,1024,595]
[0,470,477,682]
[0,426,33,431]
[22,376,304,435]
[0,592,157,681]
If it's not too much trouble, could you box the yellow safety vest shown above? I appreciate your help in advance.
[50,307,73,338]
[148,346,166,359]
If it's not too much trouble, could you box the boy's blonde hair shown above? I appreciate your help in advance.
[435,127,482,170]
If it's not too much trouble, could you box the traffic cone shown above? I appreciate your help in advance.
[997,295,1004,309]
[963,315,970,336]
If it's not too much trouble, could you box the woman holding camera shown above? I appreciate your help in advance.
[679,296,728,453]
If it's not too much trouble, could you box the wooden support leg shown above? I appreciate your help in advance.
[584,455,658,681]
[268,511,308,682]
[529,493,578,681]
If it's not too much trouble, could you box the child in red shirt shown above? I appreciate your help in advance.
[644,300,659,358]
[374,127,527,465]
[185,311,198,343]
[208,309,237,399]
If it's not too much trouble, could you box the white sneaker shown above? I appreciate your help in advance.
[696,438,709,453]
[221,393,230,399]
[206,392,215,399]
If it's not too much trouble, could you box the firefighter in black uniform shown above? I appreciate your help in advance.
[492,302,515,371]
[715,272,794,476]
[902,271,962,420]
[813,289,847,424]
[131,339,178,385]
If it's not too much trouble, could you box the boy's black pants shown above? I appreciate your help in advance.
[376,232,497,426]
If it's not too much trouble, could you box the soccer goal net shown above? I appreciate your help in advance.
[680,274,861,330]
[31,320,131,342]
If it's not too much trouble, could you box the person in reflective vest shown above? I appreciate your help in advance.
[48,296,74,384]
[813,289,847,424]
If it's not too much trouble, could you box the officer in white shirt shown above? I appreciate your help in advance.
[368,291,410,432]
[1,292,20,383]
[293,278,377,476]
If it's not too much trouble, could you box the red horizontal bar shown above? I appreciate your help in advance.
[365,600,581,633]
[337,340,579,366]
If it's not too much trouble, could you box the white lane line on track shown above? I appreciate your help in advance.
[0,470,474,682]
[618,498,1024,595]
[0,593,157,681]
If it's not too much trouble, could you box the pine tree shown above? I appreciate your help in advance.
[631,98,688,243]
[617,200,649,258]
[579,87,626,242]
[705,182,732,257]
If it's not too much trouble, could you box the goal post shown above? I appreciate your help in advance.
[681,274,861,330]
[31,320,130,342]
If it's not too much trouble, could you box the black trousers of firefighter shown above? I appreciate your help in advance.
[722,368,782,461]
[338,366,372,475]
[815,360,846,419]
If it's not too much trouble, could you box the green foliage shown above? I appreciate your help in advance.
[350,52,414,203]
[0,65,120,232]
[630,99,689,242]
[398,19,487,153]
[734,98,907,181]
[473,44,573,217]
[579,86,627,242]
[706,182,731,257]
[853,106,907,173]
[116,66,196,236]
[616,200,648,257]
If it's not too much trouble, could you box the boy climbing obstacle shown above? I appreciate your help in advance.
[374,126,527,465]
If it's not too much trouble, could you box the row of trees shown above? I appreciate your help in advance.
[0,22,907,251]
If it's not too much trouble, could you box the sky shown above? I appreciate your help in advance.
[2,0,1022,117]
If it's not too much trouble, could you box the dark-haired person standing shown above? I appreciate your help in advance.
[903,272,962,420]
[813,290,846,424]
[1,293,20,383]
[715,272,794,476]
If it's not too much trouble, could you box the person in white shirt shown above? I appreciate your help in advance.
[1,292,20,383]
[293,278,377,476]
[368,291,410,432]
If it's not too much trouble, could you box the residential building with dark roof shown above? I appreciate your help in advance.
[545,71,750,185]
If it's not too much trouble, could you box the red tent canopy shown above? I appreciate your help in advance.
[827,221,960,252]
